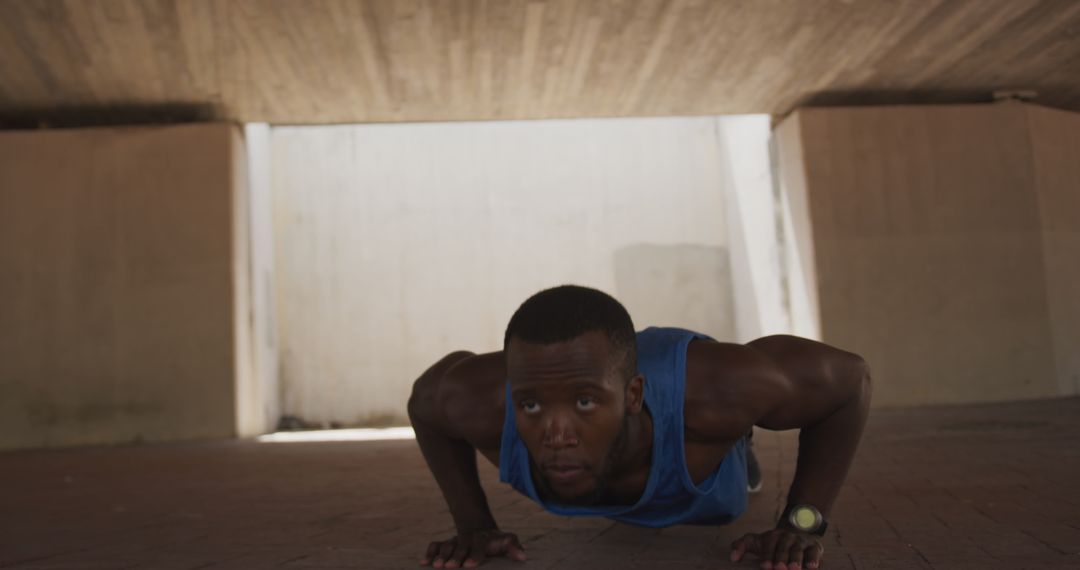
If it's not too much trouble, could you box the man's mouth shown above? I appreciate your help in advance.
[543,463,586,485]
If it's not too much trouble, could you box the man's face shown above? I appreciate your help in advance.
[507,331,643,506]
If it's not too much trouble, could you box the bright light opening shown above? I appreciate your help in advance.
[255,427,415,443]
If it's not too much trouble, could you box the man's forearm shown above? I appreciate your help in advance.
[784,374,871,518]
[410,411,498,534]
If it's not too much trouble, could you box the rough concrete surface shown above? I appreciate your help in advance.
[2,398,1079,569]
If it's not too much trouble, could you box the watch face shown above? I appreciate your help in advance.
[792,507,818,530]
[794,507,816,528]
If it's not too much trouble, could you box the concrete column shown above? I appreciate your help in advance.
[1027,106,1080,397]
[775,103,1078,407]
[0,123,258,449]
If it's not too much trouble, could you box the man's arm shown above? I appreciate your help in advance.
[728,335,873,570]
[753,336,873,519]
[407,352,525,568]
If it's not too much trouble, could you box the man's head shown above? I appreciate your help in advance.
[503,285,645,506]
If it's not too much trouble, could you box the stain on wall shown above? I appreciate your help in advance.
[614,244,736,341]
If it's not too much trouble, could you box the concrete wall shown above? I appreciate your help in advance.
[271,117,777,425]
[0,123,265,450]
[772,114,824,342]
[1028,106,1080,397]
[237,123,281,436]
[720,116,817,342]
[775,103,1080,407]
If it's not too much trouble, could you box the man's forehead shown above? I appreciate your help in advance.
[505,332,616,384]
[507,331,611,364]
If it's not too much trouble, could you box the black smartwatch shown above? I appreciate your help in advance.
[779,504,828,536]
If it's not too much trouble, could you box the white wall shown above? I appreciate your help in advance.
[237,123,280,435]
[717,116,807,342]
[271,116,778,425]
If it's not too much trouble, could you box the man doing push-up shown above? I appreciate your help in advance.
[408,285,871,569]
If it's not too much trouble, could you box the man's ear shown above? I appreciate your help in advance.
[626,374,645,414]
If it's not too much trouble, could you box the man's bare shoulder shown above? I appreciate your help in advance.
[684,335,870,435]
[683,338,792,441]
[439,351,507,452]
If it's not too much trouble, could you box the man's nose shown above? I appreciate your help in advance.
[543,413,579,448]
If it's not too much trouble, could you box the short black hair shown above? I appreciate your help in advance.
[503,285,637,378]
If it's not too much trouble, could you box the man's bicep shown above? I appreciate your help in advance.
[735,368,809,431]
[688,341,797,436]
[751,338,870,431]
[438,352,507,450]
[754,374,835,431]
[409,351,477,437]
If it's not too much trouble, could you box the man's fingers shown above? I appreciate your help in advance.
[487,533,526,561]
[505,534,527,561]
[421,541,441,566]
[760,531,781,569]
[788,541,805,570]
[773,533,797,568]
[730,533,755,562]
[463,548,487,569]
[805,542,825,569]
[444,544,470,569]
[426,532,528,568]
[729,531,822,570]
[433,540,456,568]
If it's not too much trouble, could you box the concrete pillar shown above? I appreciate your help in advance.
[774,103,1080,407]
[0,123,267,449]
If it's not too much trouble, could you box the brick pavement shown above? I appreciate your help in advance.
[2,397,1079,569]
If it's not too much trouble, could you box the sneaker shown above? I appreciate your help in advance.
[746,436,763,494]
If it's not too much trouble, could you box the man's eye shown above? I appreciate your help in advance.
[521,401,540,414]
[576,397,596,411]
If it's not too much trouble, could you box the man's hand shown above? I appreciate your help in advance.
[421,529,527,568]
[730,528,824,569]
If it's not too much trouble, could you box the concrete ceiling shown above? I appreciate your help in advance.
[2,0,1080,126]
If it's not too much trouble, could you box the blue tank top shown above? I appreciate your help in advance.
[498,327,748,528]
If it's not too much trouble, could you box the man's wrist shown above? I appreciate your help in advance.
[453,514,498,536]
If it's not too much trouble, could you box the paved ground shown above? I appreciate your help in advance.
[2,397,1079,569]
